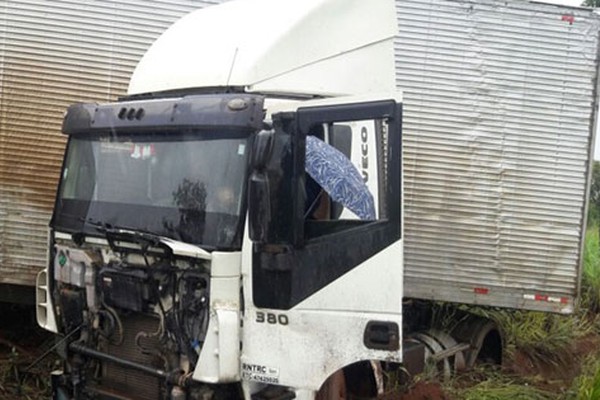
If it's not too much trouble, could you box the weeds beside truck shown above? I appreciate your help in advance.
[0,0,597,398]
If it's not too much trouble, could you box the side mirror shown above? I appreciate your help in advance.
[248,130,274,243]
[251,130,274,169]
[248,173,271,243]
[247,119,300,247]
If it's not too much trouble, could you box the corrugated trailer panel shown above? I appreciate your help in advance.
[396,0,600,313]
[0,1,220,287]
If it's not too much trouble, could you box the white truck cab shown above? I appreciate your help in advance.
[37,1,406,398]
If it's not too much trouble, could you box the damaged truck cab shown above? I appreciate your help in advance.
[37,0,405,398]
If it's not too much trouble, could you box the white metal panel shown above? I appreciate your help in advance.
[396,0,599,312]
[0,0,222,286]
[128,0,397,97]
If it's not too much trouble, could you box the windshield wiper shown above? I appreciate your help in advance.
[76,217,165,252]
[78,218,214,260]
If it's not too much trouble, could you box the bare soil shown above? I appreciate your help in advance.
[378,382,449,400]
[505,332,600,392]
[0,302,54,400]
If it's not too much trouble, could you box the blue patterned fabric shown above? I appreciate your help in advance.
[305,136,376,220]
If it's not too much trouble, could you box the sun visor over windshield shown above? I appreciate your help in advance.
[62,94,265,135]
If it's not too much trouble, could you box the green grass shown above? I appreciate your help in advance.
[452,304,593,374]
[452,379,554,400]
[582,226,600,314]
[497,310,591,370]
[445,367,555,400]
[577,363,600,399]
[566,355,600,400]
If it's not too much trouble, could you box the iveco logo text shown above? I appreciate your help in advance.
[360,126,369,183]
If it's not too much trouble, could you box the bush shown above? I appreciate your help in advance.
[496,311,592,371]
[565,355,600,400]
[588,162,600,226]
[446,367,554,400]
[582,227,600,314]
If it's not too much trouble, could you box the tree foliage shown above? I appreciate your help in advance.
[583,0,600,7]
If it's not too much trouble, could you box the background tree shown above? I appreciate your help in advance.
[583,0,600,7]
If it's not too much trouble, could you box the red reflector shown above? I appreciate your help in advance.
[474,287,489,295]
[561,297,568,304]
[535,294,548,302]
[561,14,575,25]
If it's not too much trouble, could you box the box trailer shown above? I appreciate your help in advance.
[397,0,600,313]
[30,0,600,399]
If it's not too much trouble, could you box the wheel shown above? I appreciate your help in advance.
[315,362,380,400]
[315,370,347,400]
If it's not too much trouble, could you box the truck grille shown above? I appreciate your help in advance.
[99,314,163,400]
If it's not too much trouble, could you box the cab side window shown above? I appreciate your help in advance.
[303,119,389,239]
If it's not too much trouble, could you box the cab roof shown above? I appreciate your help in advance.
[128,0,397,97]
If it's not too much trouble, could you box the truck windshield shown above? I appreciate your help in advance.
[52,131,250,250]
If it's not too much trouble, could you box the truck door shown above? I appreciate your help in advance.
[242,95,403,394]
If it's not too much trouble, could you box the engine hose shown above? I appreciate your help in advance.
[135,308,164,351]
[101,302,124,346]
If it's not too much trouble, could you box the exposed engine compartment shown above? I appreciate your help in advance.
[51,236,212,399]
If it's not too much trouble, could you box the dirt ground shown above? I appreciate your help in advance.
[0,302,55,399]
[379,382,449,400]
